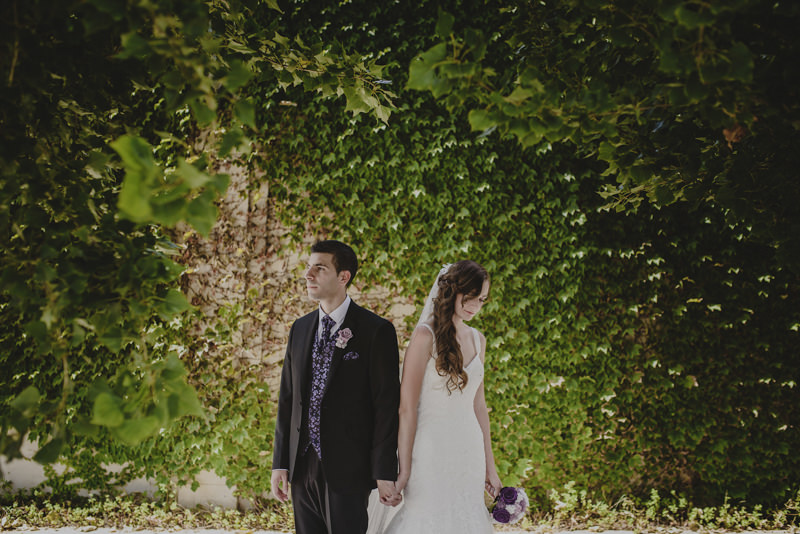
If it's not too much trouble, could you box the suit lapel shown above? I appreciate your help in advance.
[322,302,359,398]
[297,311,319,401]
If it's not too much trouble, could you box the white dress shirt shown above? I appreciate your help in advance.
[317,295,351,339]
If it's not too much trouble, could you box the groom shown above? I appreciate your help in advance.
[271,240,401,534]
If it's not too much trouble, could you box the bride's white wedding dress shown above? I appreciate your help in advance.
[376,324,494,534]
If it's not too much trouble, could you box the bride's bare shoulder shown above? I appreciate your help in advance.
[412,322,435,344]
[415,322,434,335]
[403,323,435,363]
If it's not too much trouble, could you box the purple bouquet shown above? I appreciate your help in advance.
[490,486,529,524]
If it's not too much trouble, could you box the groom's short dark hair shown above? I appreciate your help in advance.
[311,240,358,287]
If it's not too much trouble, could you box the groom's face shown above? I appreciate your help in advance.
[304,252,347,301]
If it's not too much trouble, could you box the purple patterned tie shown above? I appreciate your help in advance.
[306,314,335,458]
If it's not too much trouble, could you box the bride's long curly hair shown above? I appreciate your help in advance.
[433,260,489,393]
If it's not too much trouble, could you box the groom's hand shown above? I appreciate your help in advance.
[271,469,289,502]
[377,479,402,507]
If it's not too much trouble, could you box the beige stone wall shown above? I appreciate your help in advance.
[172,160,418,399]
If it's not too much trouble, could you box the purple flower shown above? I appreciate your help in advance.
[335,328,353,349]
[490,486,529,525]
[492,507,512,524]
[500,486,518,504]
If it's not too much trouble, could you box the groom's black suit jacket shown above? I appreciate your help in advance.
[272,301,400,492]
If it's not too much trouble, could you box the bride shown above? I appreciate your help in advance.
[371,260,502,533]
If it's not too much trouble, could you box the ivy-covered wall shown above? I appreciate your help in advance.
[257,93,799,506]
[248,0,799,506]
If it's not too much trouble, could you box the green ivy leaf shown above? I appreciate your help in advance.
[468,109,495,131]
[116,32,150,59]
[185,191,218,236]
[175,159,212,188]
[219,128,245,158]
[113,136,158,221]
[91,393,124,428]
[225,60,254,92]
[407,43,448,92]
[161,352,187,381]
[32,438,65,464]
[264,0,283,12]
[170,381,204,418]
[343,86,372,116]
[71,417,101,438]
[115,415,161,446]
[23,321,48,343]
[158,289,191,320]
[189,98,216,126]
[727,42,754,82]
[435,9,455,38]
[111,135,157,179]
[234,98,257,128]
[656,0,683,20]
[9,386,41,417]
[674,5,714,28]
[654,185,675,205]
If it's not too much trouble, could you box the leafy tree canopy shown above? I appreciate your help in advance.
[408,0,800,270]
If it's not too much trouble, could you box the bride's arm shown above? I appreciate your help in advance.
[395,325,433,492]
[474,331,502,497]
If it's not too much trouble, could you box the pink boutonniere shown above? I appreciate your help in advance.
[335,328,353,349]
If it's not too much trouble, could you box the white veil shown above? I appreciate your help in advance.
[366,263,452,534]
[416,263,452,328]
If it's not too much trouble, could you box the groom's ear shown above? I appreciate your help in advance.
[338,269,352,286]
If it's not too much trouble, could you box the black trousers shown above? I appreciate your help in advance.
[291,450,370,534]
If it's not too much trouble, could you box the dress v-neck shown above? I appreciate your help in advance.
[461,327,481,369]
[418,323,481,368]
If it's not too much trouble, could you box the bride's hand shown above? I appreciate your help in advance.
[485,469,502,498]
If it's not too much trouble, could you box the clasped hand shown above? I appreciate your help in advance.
[485,468,502,499]
[377,479,402,507]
